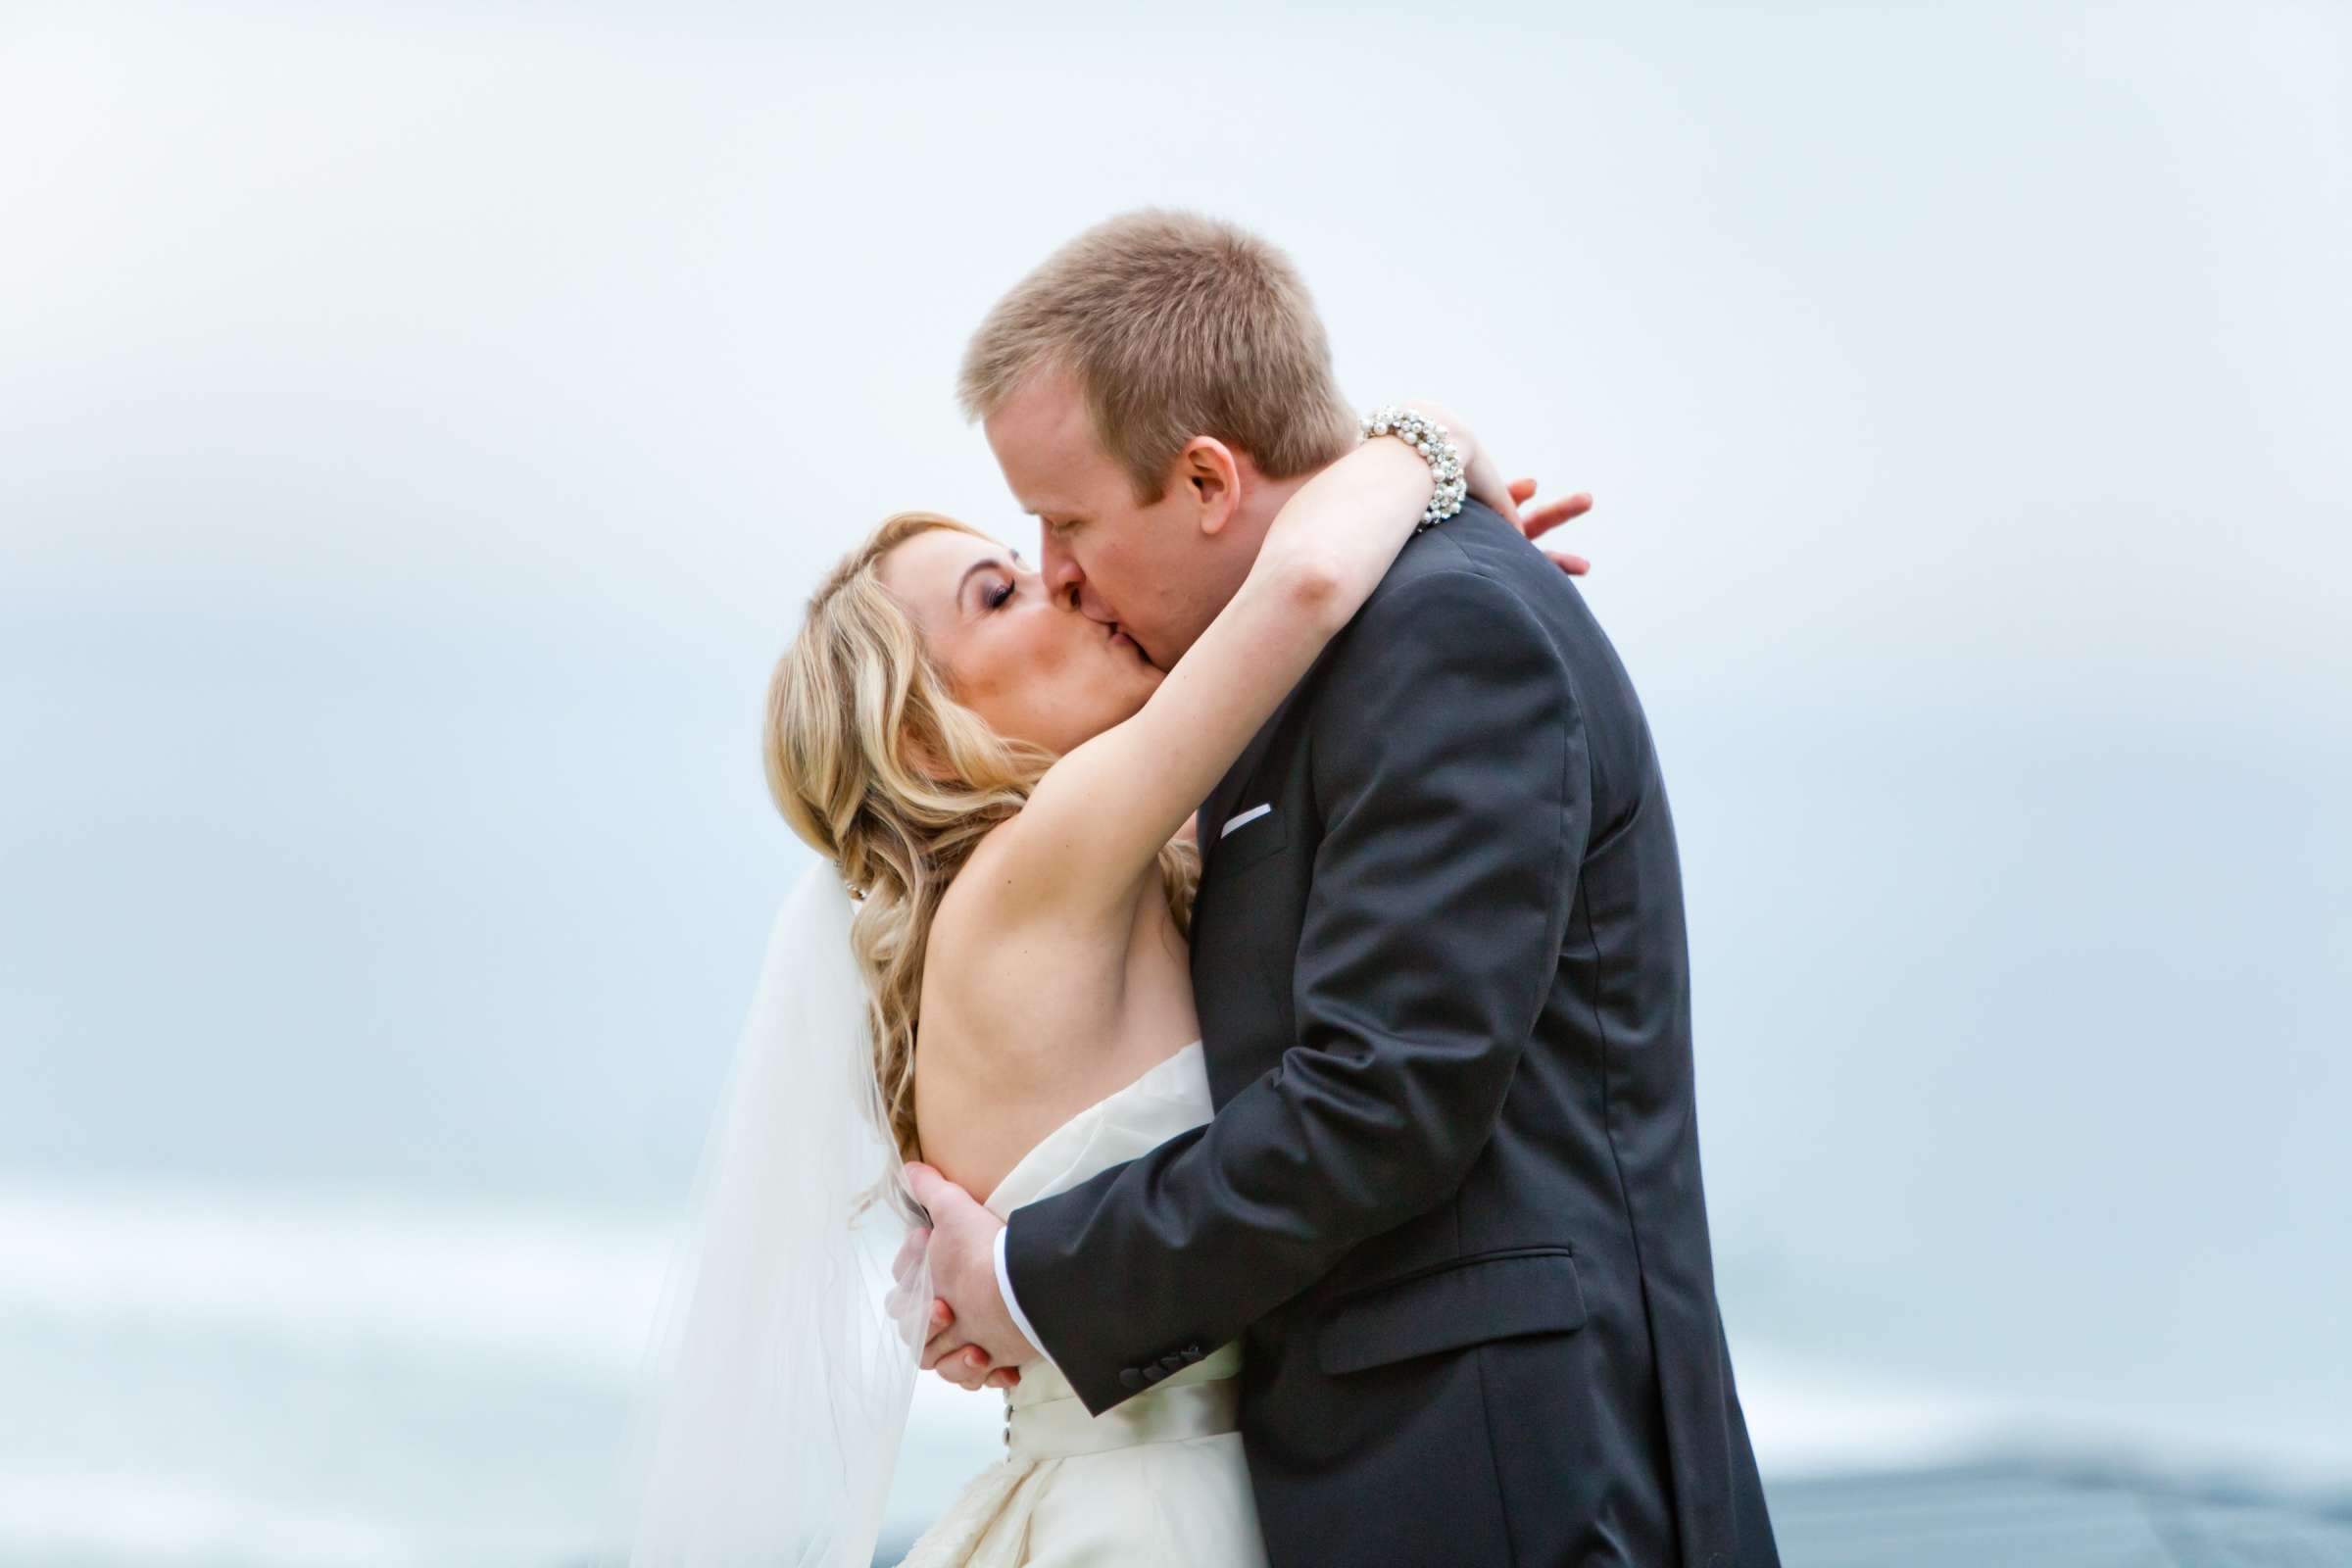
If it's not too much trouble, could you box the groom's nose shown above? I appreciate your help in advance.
[1040,531,1084,600]
[1041,533,1122,626]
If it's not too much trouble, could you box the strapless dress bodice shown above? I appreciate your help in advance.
[981,1043,1243,1439]
[982,1041,1213,1217]
[896,1042,1265,1568]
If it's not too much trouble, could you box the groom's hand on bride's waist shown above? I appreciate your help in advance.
[906,1162,1037,1393]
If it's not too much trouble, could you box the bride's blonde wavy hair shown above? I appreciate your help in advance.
[764,511,1199,1163]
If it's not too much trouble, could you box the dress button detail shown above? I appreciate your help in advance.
[1180,1345,1203,1363]
[1119,1367,1146,1391]
[1142,1363,1169,1384]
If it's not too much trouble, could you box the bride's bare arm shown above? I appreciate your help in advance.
[987,414,1482,926]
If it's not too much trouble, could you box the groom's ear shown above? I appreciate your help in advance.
[1176,437,1243,539]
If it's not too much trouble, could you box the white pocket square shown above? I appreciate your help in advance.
[1220,804,1273,838]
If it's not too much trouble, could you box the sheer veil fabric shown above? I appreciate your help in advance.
[618,864,929,1567]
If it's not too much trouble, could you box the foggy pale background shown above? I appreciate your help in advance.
[4,1,2348,1563]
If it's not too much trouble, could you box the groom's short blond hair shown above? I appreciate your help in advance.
[958,209,1356,502]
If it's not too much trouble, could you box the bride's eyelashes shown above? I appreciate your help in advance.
[987,579,1016,611]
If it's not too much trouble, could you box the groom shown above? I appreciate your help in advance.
[908,210,1778,1567]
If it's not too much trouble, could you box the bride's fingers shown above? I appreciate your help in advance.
[1509,476,1539,506]
[943,1348,994,1392]
[1520,491,1594,541]
[984,1367,1022,1391]
[1547,550,1592,577]
[882,1277,933,1322]
[922,1323,971,1371]
[1524,493,1594,537]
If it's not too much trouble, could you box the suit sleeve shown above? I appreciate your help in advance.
[1002,566,1592,1414]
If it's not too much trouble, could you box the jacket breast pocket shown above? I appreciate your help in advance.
[1209,804,1289,876]
[1316,1250,1589,1376]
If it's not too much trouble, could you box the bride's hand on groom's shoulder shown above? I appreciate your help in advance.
[1391,400,1595,575]
[1509,477,1595,576]
[1396,397,1511,521]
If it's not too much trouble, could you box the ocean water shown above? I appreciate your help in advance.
[7,1177,2343,1568]
[0,1178,1017,1566]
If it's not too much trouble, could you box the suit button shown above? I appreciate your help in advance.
[1142,1363,1168,1384]
[1118,1367,1146,1391]
[1159,1353,1187,1373]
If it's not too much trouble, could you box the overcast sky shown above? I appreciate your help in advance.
[5,0,2349,1483]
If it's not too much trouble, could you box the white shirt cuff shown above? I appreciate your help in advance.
[993,1226,1055,1371]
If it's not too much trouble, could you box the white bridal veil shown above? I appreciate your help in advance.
[619,863,929,1567]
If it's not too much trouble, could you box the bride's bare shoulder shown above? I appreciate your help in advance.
[932,809,1100,944]
[922,818,1048,997]
[931,817,1024,938]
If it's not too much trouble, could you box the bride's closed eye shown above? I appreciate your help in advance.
[983,551,1028,611]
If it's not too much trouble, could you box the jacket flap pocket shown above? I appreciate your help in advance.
[1317,1250,1588,1376]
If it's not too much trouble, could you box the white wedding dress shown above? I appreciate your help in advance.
[896,1042,1269,1568]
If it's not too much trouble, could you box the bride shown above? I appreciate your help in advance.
[621,404,1586,1567]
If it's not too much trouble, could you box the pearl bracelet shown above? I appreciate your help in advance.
[1360,406,1468,529]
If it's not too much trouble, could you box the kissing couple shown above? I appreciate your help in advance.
[623,210,1780,1568]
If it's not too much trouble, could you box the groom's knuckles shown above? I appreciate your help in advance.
[904,1162,946,1213]
[907,1163,979,1227]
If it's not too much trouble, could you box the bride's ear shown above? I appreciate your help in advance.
[1177,437,1243,538]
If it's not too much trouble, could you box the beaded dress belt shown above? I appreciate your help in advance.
[1005,1377,1241,1462]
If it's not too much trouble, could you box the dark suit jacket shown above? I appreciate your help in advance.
[1003,503,1778,1567]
